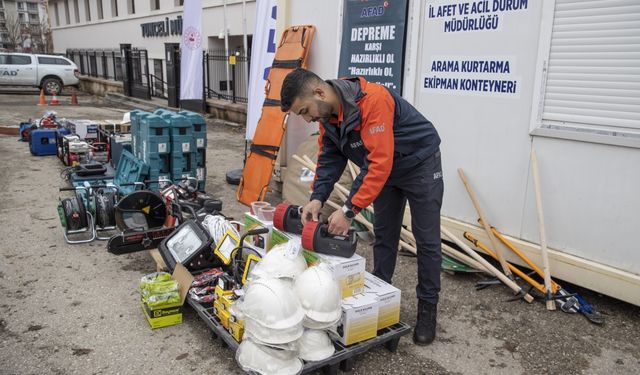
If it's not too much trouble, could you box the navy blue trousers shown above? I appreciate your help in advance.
[372,151,443,304]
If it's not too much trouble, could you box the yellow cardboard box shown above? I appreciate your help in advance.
[335,293,379,346]
[364,272,401,330]
[304,251,365,298]
[140,263,193,329]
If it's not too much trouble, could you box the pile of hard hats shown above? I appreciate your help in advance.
[235,241,341,375]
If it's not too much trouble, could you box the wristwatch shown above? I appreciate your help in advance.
[341,205,356,220]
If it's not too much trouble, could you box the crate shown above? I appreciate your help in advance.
[187,297,411,375]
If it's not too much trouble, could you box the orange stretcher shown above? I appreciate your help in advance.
[236,25,316,206]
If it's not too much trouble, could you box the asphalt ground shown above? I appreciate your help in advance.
[0,92,638,375]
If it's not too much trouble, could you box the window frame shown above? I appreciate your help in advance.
[529,0,640,149]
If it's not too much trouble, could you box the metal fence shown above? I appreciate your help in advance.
[66,48,251,104]
[204,49,250,104]
[66,49,123,81]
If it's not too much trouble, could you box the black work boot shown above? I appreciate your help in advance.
[413,299,437,345]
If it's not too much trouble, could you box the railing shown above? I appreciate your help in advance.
[66,48,122,81]
[204,49,250,104]
[149,73,166,99]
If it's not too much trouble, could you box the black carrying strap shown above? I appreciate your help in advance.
[263,98,281,107]
[272,59,303,69]
[250,144,280,160]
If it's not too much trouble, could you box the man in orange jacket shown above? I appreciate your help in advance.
[280,68,443,345]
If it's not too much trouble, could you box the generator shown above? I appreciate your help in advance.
[29,129,58,156]
[67,140,91,166]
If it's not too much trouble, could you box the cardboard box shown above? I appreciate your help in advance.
[364,272,401,330]
[335,293,379,346]
[244,212,273,254]
[270,227,300,248]
[141,263,193,329]
[304,251,365,298]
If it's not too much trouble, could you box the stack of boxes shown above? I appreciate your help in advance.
[127,109,206,191]
[138,113,171,190]
[167,114,197,185]
[180,111,207,190]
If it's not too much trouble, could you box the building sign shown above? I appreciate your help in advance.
[338,0,409,93]
[427,0,529,33]
[141,16,183,38]
[421,0,530,97]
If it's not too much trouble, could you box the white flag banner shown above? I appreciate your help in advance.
[246,0,277,140]
[180,0,203,100]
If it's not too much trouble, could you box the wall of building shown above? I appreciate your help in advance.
[48,0,255,61]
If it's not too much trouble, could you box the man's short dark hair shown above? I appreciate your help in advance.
[280,68,323,112]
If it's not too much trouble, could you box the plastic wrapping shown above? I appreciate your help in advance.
[250,241,307,280]
[236,337,303,375]
[145,292,180,309]
[139,272,172,291]
[297,329,335,362]
[191,267,224,288]
[188,286,216,303]
[294,264,342,324]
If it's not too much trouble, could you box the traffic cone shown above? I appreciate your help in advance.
[38,89,46,106]
[70,88,79,105]
[49,91,60,106]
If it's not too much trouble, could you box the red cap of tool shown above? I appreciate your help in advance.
[273,203,289,231]
[301,220,320,251]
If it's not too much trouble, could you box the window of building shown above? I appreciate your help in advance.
[54,2,60,26]
[111,0,118,17]
[73,0,80,23]
[64,0,70,25]
[97,0,103,19]
[151,0,160,11]
[17,2,24,11]
[127,0,135,15]
[531,0,640,148]
[175,0,183,6]
[84,0,91,21]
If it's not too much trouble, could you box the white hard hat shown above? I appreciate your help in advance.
[251,242,307,280]
[297,329,335,362]
[236,338,303,375]
[244,317,304,345]
[239,277,305,344]
[302,315,340,330]
[294,264,342,324]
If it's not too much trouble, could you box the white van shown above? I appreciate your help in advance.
[0,53,80,95]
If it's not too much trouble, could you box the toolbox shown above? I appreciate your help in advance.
[179,111,207,190]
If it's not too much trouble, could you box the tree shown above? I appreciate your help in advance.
[4,14,24,51]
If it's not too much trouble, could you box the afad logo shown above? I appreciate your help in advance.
[360,1,390,18]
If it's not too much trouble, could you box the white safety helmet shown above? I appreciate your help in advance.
[244,317,304,345]
[236,338,303,375]
[251,242,307,280]
[294,264,342,325]
[297,329,335,362]
[302,315,340,330]
[240,277,305,344]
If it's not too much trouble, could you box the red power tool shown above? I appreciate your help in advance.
[301,221,357,258]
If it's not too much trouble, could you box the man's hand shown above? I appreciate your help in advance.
[301,199,323,226]
[327,209,352,236]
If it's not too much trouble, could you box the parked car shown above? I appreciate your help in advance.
[0,53,80,95]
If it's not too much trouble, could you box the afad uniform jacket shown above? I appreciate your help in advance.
[310,77,441,212]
